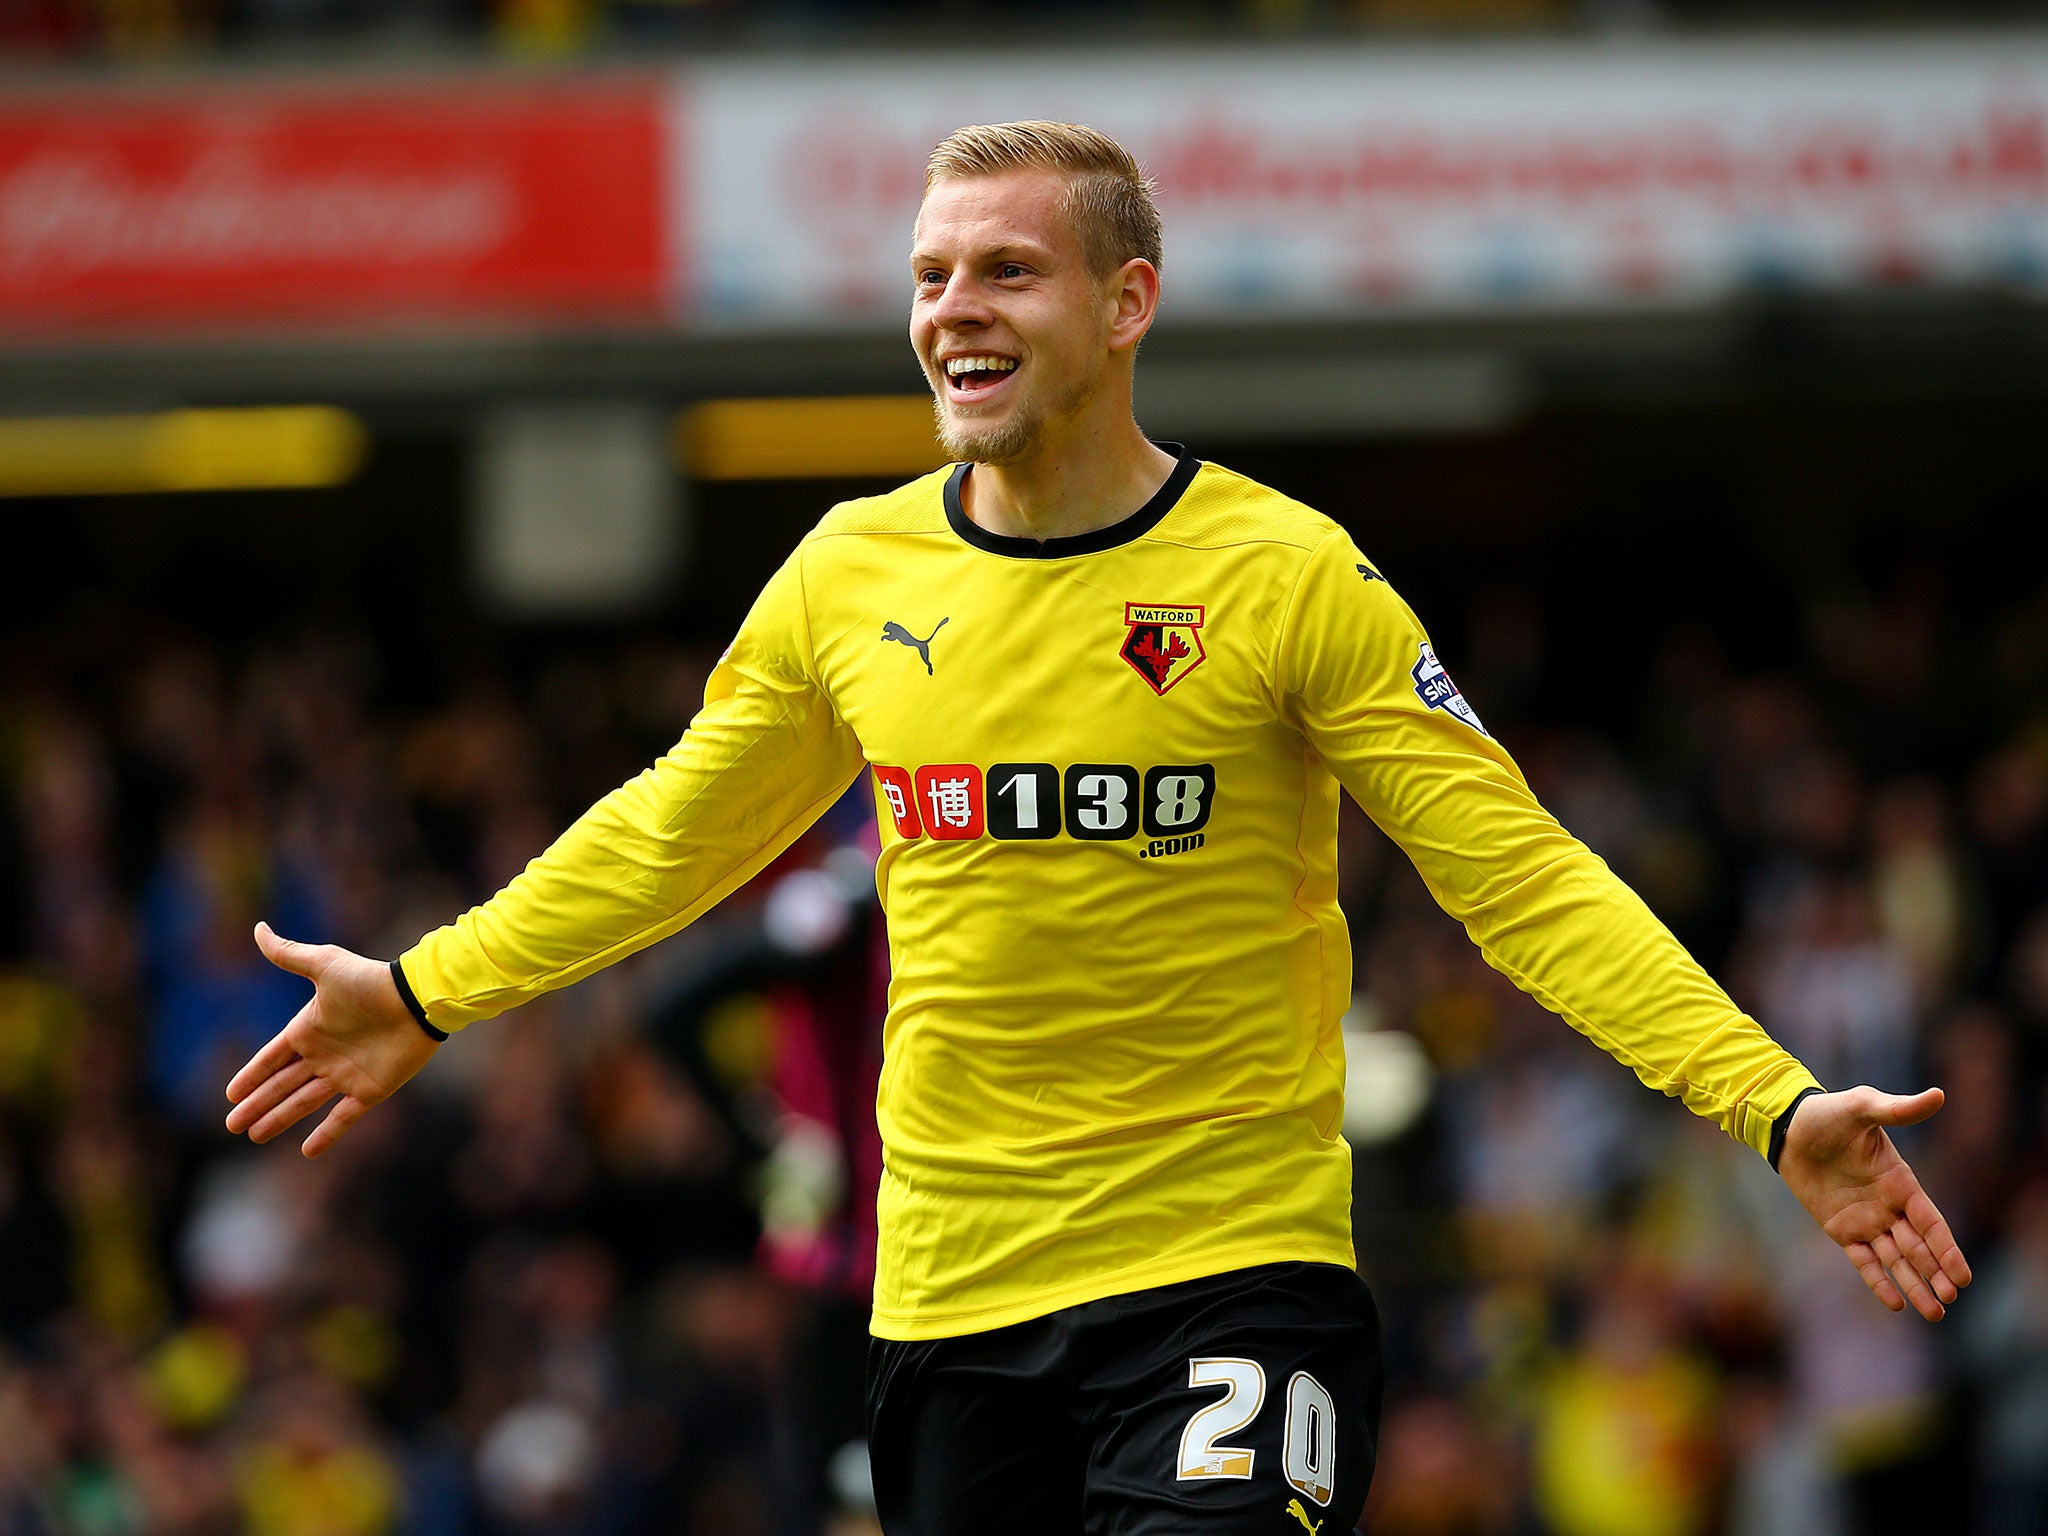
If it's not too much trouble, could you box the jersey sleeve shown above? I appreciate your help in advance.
[1277,529,1820,1159]
[397,540,865,1032]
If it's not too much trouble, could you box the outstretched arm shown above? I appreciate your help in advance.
[225,923,439,1157]
[1282,531,1816,1159]
[1281,531,1968,1318]
[226,538,862,1155]
[1777,1086,1972,1321]
[389,543,862,1034]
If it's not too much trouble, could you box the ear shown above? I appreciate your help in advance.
[1106,258,1160,353]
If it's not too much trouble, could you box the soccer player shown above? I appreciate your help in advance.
[225,122,1972,1535]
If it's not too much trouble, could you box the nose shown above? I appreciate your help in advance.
[930,270,992,331]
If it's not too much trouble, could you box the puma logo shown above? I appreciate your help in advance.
[1285,1498,1323,1534]
[880,617,948,675]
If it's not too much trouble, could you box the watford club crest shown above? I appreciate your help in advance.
[1119,603,1207,695]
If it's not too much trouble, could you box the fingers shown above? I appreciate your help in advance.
[1877,1169,1964,1306]
[1903,1188,1973,1290]
[244,1075,336,1145]
[1845,1239,1907,1313]
[224,1057,317,1136]
[302,1096,368,1160]
[1872,1229,1945,1321]
[226,1023,307,1104]
[1889,1215,1959,1307]
[253,921,326,982]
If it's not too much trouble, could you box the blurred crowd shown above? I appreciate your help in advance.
[1339,552,2048,1535]
[3,0,2044,66]
[2,486,2047,1536]
[0,624,887,1536]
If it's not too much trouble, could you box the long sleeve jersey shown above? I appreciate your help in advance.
[399,445,1821,1340]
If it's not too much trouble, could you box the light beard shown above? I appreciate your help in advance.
[933,398,1038,466]
[930,356,1100,466]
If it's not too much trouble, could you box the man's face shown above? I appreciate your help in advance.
[909,170,1116,465]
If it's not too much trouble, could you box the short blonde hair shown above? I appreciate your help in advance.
[925,121,1162,278]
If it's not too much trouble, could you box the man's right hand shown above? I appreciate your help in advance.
[225,922,440,1158]
[1777,1085,1971,1321]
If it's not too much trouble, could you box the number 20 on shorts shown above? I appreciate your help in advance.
[1177,1358,1337,1508]
[872,762,1214,844]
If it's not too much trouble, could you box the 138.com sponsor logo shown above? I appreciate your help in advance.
[872,762,1213,856]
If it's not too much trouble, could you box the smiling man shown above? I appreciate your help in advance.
[227,122,1971,1536]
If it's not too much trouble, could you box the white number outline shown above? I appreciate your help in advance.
[1140,763,1215,838]
[1282,1370,1336,1507]
[1176,1357,1265,1482]
[1075,771,1131,833]
[1151,772,1206,829]
[994,768,1040,831]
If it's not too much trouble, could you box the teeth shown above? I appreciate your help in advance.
[943,356,1018,376]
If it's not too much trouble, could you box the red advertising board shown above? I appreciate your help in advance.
[0,77,669,336]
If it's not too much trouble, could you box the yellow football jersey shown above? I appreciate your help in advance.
[399,446,1821,1341]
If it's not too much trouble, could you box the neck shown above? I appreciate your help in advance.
[961,411,1178,544]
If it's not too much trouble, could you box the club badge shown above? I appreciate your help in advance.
[1120,603,1206,695]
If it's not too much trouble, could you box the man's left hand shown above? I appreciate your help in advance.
[1779,1085,1972,1321]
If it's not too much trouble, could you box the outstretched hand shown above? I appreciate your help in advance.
[1778,1086,1972,1321]
[225,923,439,1158]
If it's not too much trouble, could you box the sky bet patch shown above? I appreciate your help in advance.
[1410,642,1487,735]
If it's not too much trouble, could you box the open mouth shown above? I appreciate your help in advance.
[941,353,1019,403]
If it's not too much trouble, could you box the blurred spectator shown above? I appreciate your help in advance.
[1530,1271,1720,1536]
[1365,1394,1515,1536]
[141,803,324,1124]
[1720,1360,1847,1536]
[1757,875,1917,1097]
[1869,778,1968,1007]
[1960,1177,2048,1536]
[236,1371,400,1536]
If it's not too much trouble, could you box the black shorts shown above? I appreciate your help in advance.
[866,1261,1382,1536]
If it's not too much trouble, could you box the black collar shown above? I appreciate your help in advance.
[943,443,1200,560]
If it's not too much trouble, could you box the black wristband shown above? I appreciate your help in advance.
[389,958,448,1043]
[1767,1086,1824,1172]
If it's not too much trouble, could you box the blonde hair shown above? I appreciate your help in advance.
[924,121,1162,277]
